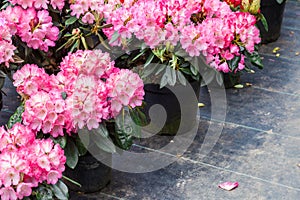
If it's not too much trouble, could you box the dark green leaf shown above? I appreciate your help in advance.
[177,71,187,86]
[179,62,190,68]
[216,72,224,86]
[64,139,79,169]
[141,63,160,79]
[180,67,192,76]
[91,124,116,153]
[65,16,77,25]
[114,109,140,149]
[190,65,199,76]
[276,0,285,4]
[167,67,176,86]
[144,53,155,68]
[132,49,147,62]
[201,70,215,86]
[35,185,54,200]
[75,136,88,156]
[155,65,167,76]
[249,52,263,69]
[7,104,24,128]
[160,71,169,88]
[61,92,67,100]
[175,48,188,58]
[70,39,80,52]
[129,107,148,126]
[50,180,68,200]
[227,56,241,71]
[51,135,67,148]
[258,13,268,32]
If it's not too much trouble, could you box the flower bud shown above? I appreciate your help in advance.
[72,28,80,35]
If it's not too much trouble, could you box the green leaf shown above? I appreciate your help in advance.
[177,71,187,86]
[180,67,192,76]
[201,70,216,86]
[216,72,224,86]
[50,180,68,200]
[64,139,79,169]
[62,175,82,187]
[91,124,116,153]
[175,48,188,58]
[78,127,90,147]
[75,136,88,156]
[35,185,54,200]
[155,65,167,76]
[227,56,241,71]
[80,36,88,50]
[131,49,147,62]
[258,13,268,32]
[109,31,120,44]
[51,135,67,149]
[276,0,285,4]
[61,92,67,100]
[114,109,140,149]
[160,70,169,88]
[190,65,198,76]
[249,51,263,69]
[65,16,77,25]
[129,107,148,126]
[168,67,177,86]
[7,104,24,128]
[144,53,155,68]
[141,63,160,79]
[70,39,80,52]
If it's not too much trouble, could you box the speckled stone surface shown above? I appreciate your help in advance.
[1,0,300,199]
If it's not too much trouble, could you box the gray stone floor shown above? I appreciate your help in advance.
[1,0,300,199]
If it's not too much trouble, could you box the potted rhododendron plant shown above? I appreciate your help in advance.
[102,0,263,134]
[0,0,145,198]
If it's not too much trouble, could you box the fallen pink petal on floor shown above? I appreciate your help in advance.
[218,182,239,191]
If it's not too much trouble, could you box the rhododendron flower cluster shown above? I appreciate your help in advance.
[0,18,16,67]
[1,5,59,52]
[0,123,66,200]
[104,0,261,73]
[13,50,144,136]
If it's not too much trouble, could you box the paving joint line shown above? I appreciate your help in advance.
[132,144,300,192]
[199,116,300,140]
[251,86,300,98]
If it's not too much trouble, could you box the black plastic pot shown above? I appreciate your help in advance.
[63,152,112,193]
[223,72,241,88]
[258,0,286,43]
[142,80,200,135]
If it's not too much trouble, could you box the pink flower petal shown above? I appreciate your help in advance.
[218,182,239,191]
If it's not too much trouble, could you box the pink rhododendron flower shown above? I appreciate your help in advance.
[106,69,145,116]
[218,181,239,191]
[82,12,95,24]
[0,123,66,199]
